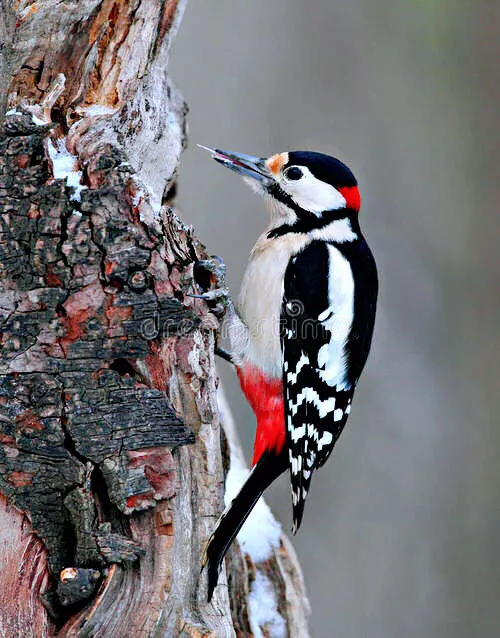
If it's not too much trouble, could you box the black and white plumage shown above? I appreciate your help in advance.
[197,146,378,601]
[282,235,377,531]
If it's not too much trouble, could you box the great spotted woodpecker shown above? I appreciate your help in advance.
[197,146,378,601]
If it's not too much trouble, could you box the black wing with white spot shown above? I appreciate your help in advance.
[282,238,377,532]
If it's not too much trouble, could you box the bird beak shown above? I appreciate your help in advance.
[198,145,274,187]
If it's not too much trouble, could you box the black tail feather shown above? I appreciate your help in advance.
[202,450,287,602]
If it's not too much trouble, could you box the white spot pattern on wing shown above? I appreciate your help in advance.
[288,386,337,419]
[286,352,309,385]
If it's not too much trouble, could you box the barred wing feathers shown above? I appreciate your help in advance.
[282,238,377,532]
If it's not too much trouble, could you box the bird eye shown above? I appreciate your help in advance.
[284,166,303,181]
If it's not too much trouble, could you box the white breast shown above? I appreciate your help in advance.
[238,232,309,377]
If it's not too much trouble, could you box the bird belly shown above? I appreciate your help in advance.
[238,232,309,376]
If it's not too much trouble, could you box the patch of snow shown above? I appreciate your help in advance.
[48,138,88,203]
[31,113,47,126]
[132,188,145,207]
[139,209,152,225]
[248,571,287,638]
[130,185,156,226]
[5,108,47,126]
[48,139,77,177]
[77,104,118,117]
[149,196,162,217]
[224,453,282,563]
[187,332,205,376]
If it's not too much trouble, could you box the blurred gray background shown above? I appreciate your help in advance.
[170,2,500,636]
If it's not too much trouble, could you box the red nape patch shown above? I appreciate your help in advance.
[237,364,286,466]
[339,186,361,212]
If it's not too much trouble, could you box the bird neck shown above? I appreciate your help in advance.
[268,210,360,241]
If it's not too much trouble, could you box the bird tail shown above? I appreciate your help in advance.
[201,450,287,602]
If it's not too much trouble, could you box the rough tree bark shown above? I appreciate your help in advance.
[0,1,309,637]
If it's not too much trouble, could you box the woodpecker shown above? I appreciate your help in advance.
[198,146,378,602]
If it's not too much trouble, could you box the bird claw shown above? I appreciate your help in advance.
[189,287,230,303]
[192,257,233,316]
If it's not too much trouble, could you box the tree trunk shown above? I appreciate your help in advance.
[0,1,309,636]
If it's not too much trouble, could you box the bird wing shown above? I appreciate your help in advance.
[282,240,358,533]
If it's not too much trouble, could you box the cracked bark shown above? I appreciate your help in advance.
[0,1,310,636]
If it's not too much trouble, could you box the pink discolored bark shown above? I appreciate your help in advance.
[0,496,54,638]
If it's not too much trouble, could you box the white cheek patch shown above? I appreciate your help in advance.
[283,166,346,214]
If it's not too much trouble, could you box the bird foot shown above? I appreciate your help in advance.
[192,256,233,316]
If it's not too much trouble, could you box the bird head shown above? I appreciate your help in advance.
[199,146,361,237]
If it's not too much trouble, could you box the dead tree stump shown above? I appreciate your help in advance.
[0,1,310,635]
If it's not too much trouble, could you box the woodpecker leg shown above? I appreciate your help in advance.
[193,257,248,365]
[190,287,231,304]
